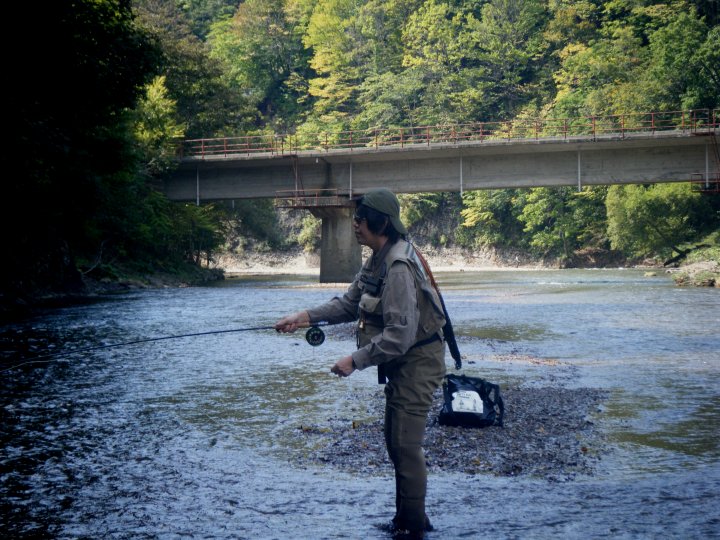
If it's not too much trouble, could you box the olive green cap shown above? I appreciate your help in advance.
[360,188,407,235]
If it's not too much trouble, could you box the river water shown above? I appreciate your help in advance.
[1,269,718,539]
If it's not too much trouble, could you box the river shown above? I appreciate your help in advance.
[1,269,718,539]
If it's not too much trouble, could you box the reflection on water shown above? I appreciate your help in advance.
[606,388,720,464]
[456,322,552,341]
[1,269,719,538]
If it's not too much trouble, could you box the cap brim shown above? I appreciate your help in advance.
[391,216,408,235]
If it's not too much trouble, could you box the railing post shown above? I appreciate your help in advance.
[708,108,712,133]
[178,107,714,165]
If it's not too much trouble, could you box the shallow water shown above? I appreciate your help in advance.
[1,269,719,538]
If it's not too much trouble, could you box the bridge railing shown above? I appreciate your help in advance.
[274,189,348,209]
[178,109,719,159]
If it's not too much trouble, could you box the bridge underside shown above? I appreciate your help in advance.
[165,133,716,200]
[164,132,718,282]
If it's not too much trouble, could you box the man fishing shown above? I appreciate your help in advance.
[275,188,448,540]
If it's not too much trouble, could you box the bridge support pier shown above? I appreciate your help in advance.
[310,207,362,283]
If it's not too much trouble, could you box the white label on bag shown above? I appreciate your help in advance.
[451,390,484,414]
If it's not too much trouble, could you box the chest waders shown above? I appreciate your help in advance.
[356,240,446,534]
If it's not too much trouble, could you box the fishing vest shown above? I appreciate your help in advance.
[356,240,446,349]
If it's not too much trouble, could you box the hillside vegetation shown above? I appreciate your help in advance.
[3,0,720,310]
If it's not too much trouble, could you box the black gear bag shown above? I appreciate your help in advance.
[438,374,504,428]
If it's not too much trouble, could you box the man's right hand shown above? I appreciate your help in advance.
[274,310,310,333]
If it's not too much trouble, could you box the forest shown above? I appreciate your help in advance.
[2,0,719,306]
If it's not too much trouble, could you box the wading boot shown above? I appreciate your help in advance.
[392,528,425,540]
[383,515,433,536]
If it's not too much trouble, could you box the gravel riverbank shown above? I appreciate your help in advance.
[293,384,607,482]
[291,324,609,482]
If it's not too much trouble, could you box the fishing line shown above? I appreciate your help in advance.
[1,322,329,374]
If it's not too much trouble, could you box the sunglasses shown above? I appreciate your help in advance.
[353,214,366,224]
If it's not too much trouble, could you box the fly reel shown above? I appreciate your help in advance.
[305,325,326,347]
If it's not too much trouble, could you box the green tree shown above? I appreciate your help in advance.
[353,68,429,128]
[552,23,646,117]
[135,0,252,138]
[550,1,719,117]
[228,200,285,250]
[351,0,426,128]
[544,0,600,47]
[686,25,720,109]
[400,0,470,124]
[641,9,716,111]
[297,214,322,252]
[606,182,714,261]
[4,0,163,297]
[208,0,313,130]
[133,75,187,177]
[175,0,238,38]
[302,0,364,127]
[473,0,550,118]
[516,187,608,260]
[518,187,572,258]
[460,189,526,247]
[400,193,444,230]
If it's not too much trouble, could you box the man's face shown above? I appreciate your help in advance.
[353,214,370,246]
[353,214,384,251]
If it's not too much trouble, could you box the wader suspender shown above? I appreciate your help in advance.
[357,244,391,384]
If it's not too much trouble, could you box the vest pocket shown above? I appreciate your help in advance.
[359,293,382,315]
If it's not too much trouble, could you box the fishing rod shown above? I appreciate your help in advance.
[1,322,329,373]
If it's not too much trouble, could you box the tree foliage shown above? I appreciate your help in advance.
[4,0,163,297]
[184,0,719,264]
[135,0,252,138]
[133,75,187,177]
[518,187,609,259]
[460,189,526,247]
[4,0,720,303]
[606,183,715,259]
[208,0,313,130]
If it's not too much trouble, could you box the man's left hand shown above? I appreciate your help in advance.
[331,356,355,377]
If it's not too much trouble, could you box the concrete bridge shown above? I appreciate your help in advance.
[164,111,719,282]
